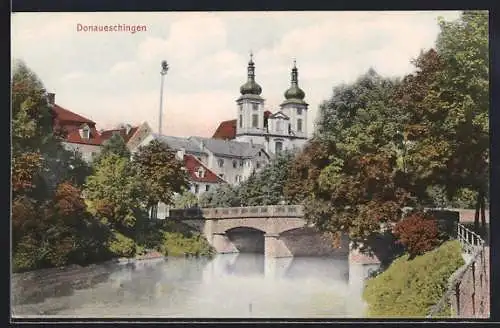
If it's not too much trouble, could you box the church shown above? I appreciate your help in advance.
[212,54,309,155]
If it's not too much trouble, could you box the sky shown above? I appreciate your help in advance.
[11,11,461,138]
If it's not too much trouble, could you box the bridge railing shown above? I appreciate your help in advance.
[168,205,304,219]
[427,222,488,318]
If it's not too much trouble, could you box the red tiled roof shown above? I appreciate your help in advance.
[52,104,103,145]
[52,104,95,125]
[183,154,225,183]
[212,111,274,140]
[212,119,236,140]
[65,127,103,145]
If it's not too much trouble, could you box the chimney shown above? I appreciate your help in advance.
[47,93,55,105]
[176,148,186,160]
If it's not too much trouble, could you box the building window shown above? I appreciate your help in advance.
[240,160,244,167]
[275,141,283,154]
[233,160,238,168]
[197,167,205,178]
[276,120,283,132]
[258,151,261,157]
[206,185,210,192]
[252,114,258,128]
[218,159,224,168]
[239,115,243,128]
[252,103,258,111]
[256,162,261,169]
[297,108,302,115]
[297,119,303,132]
[239,104,243,111]
[194,184,199,194]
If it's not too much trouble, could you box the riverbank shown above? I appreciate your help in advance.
[362,240,464,318]
[13,220,215,274]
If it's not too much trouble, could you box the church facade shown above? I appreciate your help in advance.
[213,55,309,155]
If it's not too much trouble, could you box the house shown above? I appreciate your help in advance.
[133,133,271,187]
[48,92,141,163]
[182,153,226,195]
[48,93,103,163]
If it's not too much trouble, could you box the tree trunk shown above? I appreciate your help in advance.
[479,189,486,238]
[474,191,481,232]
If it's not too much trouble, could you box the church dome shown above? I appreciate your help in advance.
[240,54,262,96]
[283,60,306,101]
[284,84,305,100]
[240,80,262,95]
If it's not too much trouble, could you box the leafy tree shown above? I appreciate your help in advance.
[300,69,409,241]
[132,140,189,212]
[240,151,294,206]
[12,60,55,154]
[199,184,240,208]
[85,154,145,230]
[173,189,199,208]
[284,139,333,204]
[94,133,131,165]
[395,11,489,231]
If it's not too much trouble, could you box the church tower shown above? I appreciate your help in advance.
[235,53,266,143]
[280,60,308,141]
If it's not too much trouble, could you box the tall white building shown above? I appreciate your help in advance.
[214,55,309,155]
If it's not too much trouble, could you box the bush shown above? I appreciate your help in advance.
[108,231,137,258]
[363,240,464,317]
[12,234,43,273]
[161,231,215,257]
[393,211,441,258]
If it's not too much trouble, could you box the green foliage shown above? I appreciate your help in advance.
[161,231,215,257]
[133,140,189,208]
[298,69,409,241]
[173,189,199,209]
[199,184,240,208]
[449,188,478,209]
[200,151,295,208]
[363,240,464,318]
[396,11,489,229]
[240,151,295,206]
[11,60,54,154]
[94,133,131,165]
[84,154,145,229]
[108,231,137,258]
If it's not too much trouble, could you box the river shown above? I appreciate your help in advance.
[12,254,379,318]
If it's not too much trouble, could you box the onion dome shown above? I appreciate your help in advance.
[284,60,306,101]
[240,53,262,96]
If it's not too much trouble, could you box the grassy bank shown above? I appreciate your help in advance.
[134,220,215,258]
[363,240,464,318]
[13,219,215,273]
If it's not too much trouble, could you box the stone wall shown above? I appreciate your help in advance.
[280,228,349,258]
[450,246,490,318]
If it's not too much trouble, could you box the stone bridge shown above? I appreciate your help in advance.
[168,205,353,260]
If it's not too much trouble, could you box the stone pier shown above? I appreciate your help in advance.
[264,234,293,258]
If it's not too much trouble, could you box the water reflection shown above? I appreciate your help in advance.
[12,254,376,318]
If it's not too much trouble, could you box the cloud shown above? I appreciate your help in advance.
[109,61,135,75]
[60,71,87,82]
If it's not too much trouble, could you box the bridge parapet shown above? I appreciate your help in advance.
[169,205,304,220]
